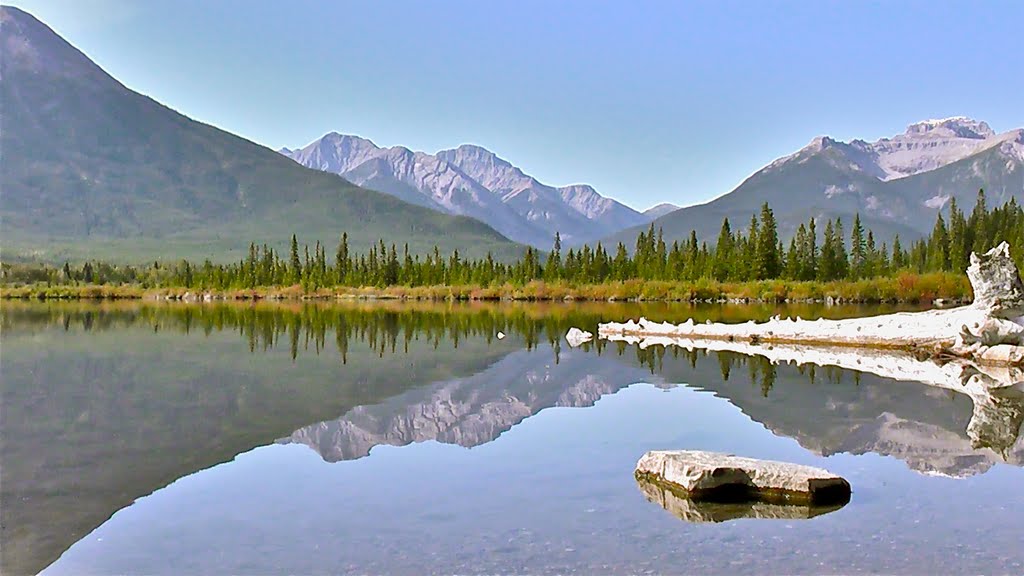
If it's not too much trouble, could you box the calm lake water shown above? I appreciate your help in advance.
[3,301,1023,575]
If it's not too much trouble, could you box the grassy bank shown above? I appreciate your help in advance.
[0,272,972,304]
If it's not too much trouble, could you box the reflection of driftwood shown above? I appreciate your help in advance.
[637,477,847,523]
[600,243,1024,366]
[609,335,1024,461]
[565,327,593,347]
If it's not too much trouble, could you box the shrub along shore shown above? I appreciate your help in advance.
[0,273,972,304]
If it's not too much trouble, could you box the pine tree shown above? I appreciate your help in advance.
[613,242,631,280]
[834,218,849,279]
[864,230,878,277]
[803,218,818,281]
[818,219,840,281]
[545,232,562,281]
[892,234,905,270]
[850,213,866,278]
[969,189,990,252]
[947,197,969,272]
[742,214,759,281]
[289,234,302,284]
[336,232,350,284]
[785,236,800,279]
[754,203,781,279]
[927,213,951,271]
[713,218,734,281]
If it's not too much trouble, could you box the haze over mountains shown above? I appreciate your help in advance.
[281,134,651,247]
[606,116,1024,248]
[0,6,523,262]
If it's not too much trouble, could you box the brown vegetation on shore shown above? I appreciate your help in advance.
[1,272,971,304]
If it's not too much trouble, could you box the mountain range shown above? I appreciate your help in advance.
[606,116,1024,248]
[2,5,1021,264]
[0,6,523,262]
[281,134,652,247]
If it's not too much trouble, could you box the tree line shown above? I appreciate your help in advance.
[4,190,1020,290]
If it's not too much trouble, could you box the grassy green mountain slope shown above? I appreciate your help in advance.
[0,7,523,263]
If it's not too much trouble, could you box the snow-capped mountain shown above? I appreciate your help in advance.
[282,136,651,247]
[769,116,1023,181]
[606,117,1024,248]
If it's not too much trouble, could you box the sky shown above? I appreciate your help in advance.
[9,0,1024,211]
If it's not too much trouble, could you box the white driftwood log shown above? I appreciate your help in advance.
[599,242,1024,366]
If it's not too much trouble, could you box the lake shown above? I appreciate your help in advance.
[3,301,1023,575]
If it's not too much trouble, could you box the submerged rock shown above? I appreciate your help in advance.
[635,450,851,506]
[636,476,847,523]
[565,327,593,347]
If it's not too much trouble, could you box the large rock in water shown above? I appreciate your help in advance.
[635,450,851,505]
[967,242,1024,318]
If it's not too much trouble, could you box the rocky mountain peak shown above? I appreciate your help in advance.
[436,144,520,178]
[284,134,656,246]
[768,117,1018,182]
[318,131,379,151]
[807,135,837,150]
[904,116,995,139]
[558,184,615,219]
[643,203,681,219]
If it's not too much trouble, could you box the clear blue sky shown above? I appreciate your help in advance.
[10,0,1024,210]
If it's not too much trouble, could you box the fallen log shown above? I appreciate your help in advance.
[599,243,1024,366]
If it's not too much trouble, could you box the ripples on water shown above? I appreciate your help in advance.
[2,301,1022,575]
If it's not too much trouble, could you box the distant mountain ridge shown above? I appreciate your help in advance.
[282,134,653,247]
[0,6,524,262]
[643,203,680,219]
[605,116,1024,248]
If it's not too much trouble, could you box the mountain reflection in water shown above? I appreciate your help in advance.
[2,301,1022,576]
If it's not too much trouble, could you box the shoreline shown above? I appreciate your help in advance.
[0,274,972,305]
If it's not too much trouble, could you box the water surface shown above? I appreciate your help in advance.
[3,301,1022,575]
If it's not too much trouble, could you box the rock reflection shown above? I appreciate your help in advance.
[636,477,848,523]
